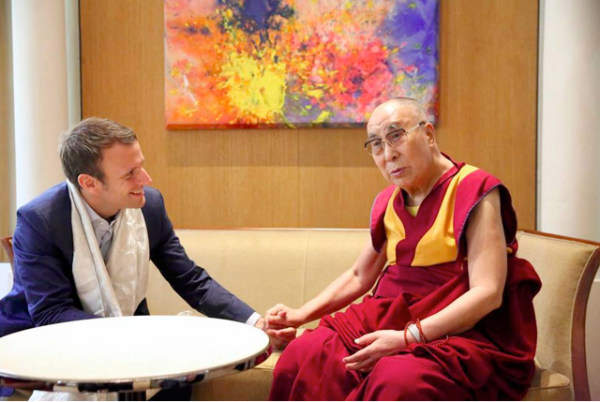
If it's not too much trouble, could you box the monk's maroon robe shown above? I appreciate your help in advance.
[270,157,541,401]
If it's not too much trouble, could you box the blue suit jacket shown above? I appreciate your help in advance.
[0,182,255,337]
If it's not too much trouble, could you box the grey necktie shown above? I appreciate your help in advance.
[99,232,113,264]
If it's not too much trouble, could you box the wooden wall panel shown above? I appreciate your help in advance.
[436,0,538,229]
[298,128,387,228]
[80,0,538,230]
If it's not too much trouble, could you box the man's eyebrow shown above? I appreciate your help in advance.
[367,133,381,140]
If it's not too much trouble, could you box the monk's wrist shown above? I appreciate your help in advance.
[403,320,427,346]
[296,307,311,326]
[404,328,417,345]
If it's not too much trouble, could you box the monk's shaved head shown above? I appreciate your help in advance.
[369,97,428,127]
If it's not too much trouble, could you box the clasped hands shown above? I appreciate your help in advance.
[263,304,408,372]
[258,304,302,350]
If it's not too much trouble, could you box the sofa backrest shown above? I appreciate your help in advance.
[148,229,371,328]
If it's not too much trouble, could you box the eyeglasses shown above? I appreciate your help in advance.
[364,121,426,156]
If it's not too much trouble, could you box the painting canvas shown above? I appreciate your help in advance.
[164,0,440,129]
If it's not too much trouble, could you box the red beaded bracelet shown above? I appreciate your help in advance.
[406,318,450,348]
[427,335,450,347]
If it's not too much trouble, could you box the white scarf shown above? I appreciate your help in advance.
[68,180,149,317]
[30,181,150,401]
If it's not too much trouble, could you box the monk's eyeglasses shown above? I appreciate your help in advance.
[364,121,426,156]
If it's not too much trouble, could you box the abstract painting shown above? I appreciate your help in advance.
[164,0,440,129]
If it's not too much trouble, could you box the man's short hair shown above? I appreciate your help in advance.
[59,118,138,189]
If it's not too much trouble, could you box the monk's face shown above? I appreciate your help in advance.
[366,103,436,190]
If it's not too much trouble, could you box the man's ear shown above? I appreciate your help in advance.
[77,174,100,193]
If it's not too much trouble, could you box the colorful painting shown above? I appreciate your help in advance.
[164,0,440,129]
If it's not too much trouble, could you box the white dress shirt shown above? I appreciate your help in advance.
[82,200,118,264]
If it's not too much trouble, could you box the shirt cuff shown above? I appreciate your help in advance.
[245,312,261,326]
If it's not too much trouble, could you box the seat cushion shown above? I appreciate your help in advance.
[193,341,573,401]
[523,366,572,401]
[191,367,274,401]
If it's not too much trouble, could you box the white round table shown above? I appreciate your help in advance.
[0,316,270,399]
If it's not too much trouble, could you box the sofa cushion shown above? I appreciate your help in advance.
[194,348,572,401]
[195,327,572,400]
[523,366,572,400]
[192,367,273,401]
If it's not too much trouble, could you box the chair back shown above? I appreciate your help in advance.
[516,230,600,401]
[0,237,13,273]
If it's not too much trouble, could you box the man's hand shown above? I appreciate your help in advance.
[342,330,406,372]
[255,316,297,350]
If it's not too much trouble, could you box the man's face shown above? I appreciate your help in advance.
[94,141,152,215]
[366,103,434,189]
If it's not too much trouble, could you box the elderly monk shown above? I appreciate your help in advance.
[266,98,541,401]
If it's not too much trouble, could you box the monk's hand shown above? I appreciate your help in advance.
[255,316,297,350]
[342,330,405,372]
[266,303,304,328]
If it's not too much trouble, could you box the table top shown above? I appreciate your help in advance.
[0,316,270,393]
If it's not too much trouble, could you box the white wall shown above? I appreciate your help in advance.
[538,0,600,399]
[65,0,80,127]
[538,1,600,241]
[0,0,81,294]
[11,0,68,208]
[0,263,11,298]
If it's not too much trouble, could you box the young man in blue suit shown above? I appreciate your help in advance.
[0,118,294,399]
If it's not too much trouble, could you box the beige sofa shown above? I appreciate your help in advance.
[147,229,599,400]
